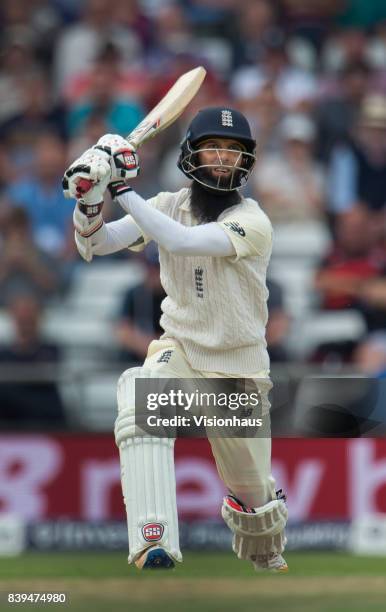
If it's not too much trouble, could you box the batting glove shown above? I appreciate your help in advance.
[63,137,139,201]
[73,202,105,263]
[94,133,140,181]
[63,148,111,217]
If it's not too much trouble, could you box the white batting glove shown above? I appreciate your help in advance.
[63,138,139,204]
[63,148,111,216]
[94,134,140,182]
[95,133,130,152]
[73,202,105,263]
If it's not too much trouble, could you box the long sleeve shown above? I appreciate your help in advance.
[116,189,235,257]
[92,216,144,255]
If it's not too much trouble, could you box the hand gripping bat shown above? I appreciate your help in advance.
[75,66,206,194]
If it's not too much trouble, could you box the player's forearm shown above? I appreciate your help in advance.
[117,190,235,257]
[92,216,143,255]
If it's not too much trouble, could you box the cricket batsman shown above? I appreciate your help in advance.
[63,107,288,572]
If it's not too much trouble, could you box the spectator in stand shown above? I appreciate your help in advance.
[182,0,235,32]
[315,205,386,332]
[254,113,326,223]
[232,0,278,68]
[0,0,63,69]
[0,29,43,124]
[354,332,386,377]
[53,0,141,97]
[353,331,386,428]
[115,246,165,365]
[314,60,371,162]
[0,207,61,306]
[279,0,344,48]
[109,0,153,52]
[0,146,14,192]
[231,28,317,112]
[266,279,290,363]
[65,42,145,137]
[6,132,73,258]
[0,73,67,174]
[321,27,369,74]
[146,5,233,79]
[235,81,284,156]
[366,19,386,72]
[1,0,34,31]
[64,38,149,112]
[149,3,196,61]
[0,291,66,429]
[328,94,386,214]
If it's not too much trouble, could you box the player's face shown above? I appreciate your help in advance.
[197,138,244,179]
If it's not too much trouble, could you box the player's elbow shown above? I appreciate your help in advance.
[92,244,106,256]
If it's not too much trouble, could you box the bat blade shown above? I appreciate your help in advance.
[126,66,206,148]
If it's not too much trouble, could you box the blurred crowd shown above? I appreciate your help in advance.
[2,0,386,423]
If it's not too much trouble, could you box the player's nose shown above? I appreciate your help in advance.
[221,151,239,167]
[218,149,232,164]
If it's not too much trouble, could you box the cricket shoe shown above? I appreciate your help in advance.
[135,545,175,570]
[251,552,288,573]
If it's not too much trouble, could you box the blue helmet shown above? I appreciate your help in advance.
[178,107,256,191]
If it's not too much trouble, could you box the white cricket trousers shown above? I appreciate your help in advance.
[143,339,276,508]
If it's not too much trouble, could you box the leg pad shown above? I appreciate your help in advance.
[115,367,182,563]
[221,494,288,559]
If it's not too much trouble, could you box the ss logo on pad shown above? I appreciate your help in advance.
[142,522,164,541]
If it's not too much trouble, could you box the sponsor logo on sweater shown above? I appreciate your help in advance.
[157,350,173,364]
[224,221,246,237]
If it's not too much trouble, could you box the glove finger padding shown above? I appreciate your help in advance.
[63,150,112,200]
[95,133,130,152]
[221,494,288,558]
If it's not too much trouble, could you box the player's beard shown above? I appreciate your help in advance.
[189,173,241,224]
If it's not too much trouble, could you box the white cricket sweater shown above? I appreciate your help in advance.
[133,188,273,376]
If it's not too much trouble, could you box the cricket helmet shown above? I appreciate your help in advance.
[178,107,256,191]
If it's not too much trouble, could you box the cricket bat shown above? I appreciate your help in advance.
[126,65,206,148]
[76,66,206,194]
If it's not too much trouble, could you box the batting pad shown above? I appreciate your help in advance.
[221,495,288,558]
[115,367,182,564]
